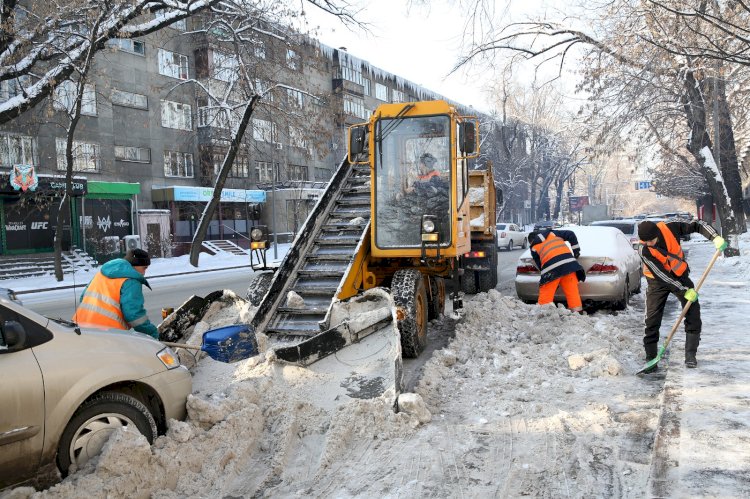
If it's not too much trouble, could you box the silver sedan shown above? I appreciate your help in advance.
[515,226,642,310]
[0,296,192,490]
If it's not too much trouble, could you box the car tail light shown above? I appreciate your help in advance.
[500,231,507,238]
[464,251,486,258]
[588,263,619,274]
[516,264,539,274]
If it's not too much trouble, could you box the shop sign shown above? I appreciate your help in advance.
[1,172,87,196]
[171,186,266,203]
[10,164,39,192]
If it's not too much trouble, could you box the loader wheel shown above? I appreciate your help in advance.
[391,269,428,358]
[246,271,274,306]
[462,270,478,295]
[427,275,446,320]
[489,241,498,288]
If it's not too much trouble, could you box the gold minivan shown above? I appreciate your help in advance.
[0,295,192,491]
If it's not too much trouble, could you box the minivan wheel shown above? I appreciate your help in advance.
[57,392,157,476]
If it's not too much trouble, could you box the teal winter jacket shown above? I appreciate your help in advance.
[79,258,159,339]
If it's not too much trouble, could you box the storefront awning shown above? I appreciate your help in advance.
[152,185,266,204]
[87,181,141,198]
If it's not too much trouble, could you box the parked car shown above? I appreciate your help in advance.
[590,219,640,250]
[0,296,192,490]
[496,222,528,250]
[515,225,642,310]
[533,220,560,231]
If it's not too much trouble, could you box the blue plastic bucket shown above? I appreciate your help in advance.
[202,324,257,363]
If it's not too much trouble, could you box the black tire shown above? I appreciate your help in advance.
[427,275,446,320]
[521,237,528,249]
[57,392,157,476]
[246,271,274,306]
[611,278,630,311]
[478,270,494,292]
[462,269,478,294]
[507,240,513,251]
[391,269,428,358]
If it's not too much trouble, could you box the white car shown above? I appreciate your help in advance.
[515,226,642,310]
[496,223,528,251]
[590,219,640,250]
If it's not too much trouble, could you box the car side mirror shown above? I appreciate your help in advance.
[2,320,27,350]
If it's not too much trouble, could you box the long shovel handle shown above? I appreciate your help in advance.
[161,340,203,351]
[659,247,723,352]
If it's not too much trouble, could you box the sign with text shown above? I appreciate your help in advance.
[635,180,652,190]
[170,186,266,204]
[568,195,590,211]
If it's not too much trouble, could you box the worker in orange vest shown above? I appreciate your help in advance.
[72,248,159,339]
[528,229,586,312]
[638,219,726,372]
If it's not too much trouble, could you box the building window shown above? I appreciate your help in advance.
[212,51,239,83]
[392,89,405,103]
[114,145,150,163]
[254,79,273,101]
[107,38,145,55]
[0,133,34,167]
[375,83,388,101]
[158,49,189,80]
[154,11,186,30]
[343,94,367,119]
[111,89,148,110]
[252,118,277,143]
[53,81,97,116]
[256,161,275,183]
[164,150,194,177]
[254,42,266,59]
[288,164,308,181]
[0,75,30,101]
[339,64,363,85]
[363,78,371,96]
[198,106,236,129]
[161,100,192,130]
[286,48,299,70]
[287,88,304,109]
[288,125,308,151]
[56,138,99,172]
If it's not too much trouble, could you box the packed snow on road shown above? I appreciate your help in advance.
[6,238,749,498]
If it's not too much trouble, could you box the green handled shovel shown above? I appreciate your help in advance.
[636,247,723,375]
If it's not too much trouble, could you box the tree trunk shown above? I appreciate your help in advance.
[682,69,741,256]
[715,75,747,233]
[54,117,81,281]
[189,95,261,267]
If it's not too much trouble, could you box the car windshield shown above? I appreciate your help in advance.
[497,224,507,230]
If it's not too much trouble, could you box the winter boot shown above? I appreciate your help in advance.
[685,334,700,368]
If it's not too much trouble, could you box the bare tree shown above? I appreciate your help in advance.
[452,0,747,254]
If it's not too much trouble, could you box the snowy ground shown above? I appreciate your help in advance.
[4,235,749,498]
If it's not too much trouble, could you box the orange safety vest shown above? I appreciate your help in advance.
[535,234,572,267]
[642,222,688,279]
[418,170,440,181]
[72,272,129,329]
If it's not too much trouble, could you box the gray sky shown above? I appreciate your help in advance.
[301,0,498,113]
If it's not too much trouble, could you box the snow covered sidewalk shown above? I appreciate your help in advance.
[649,236,750,497]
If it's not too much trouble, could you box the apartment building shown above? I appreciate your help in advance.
[0,9,467,258]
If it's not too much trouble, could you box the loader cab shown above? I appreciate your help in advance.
[349,101,477,260]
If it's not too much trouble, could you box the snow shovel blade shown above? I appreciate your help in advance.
[636,346,667,375]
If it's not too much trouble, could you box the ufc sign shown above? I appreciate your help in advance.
[31,221,49,230]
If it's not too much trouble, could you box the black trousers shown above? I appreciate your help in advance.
[644,277,701,358]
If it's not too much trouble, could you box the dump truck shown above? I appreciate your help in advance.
[461,168,498,294]
[162,100,494,370]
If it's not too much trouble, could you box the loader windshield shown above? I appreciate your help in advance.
[374,115,451,248]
